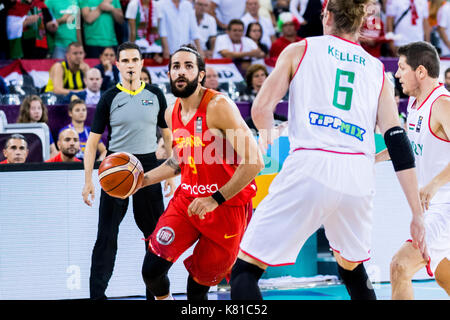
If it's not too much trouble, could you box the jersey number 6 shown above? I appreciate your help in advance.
[333,68,355,111]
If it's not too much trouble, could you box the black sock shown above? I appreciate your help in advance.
[230,258,265,300]
[337,263,377,300]
[187,276,210,301]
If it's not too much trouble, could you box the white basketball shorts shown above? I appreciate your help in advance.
[424,203,450,275]
[240,149,376,266]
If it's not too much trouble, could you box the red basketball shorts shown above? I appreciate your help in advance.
[148,193,252,286]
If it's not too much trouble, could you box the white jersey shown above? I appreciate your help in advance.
[407,84,450,205]
[288,35,385,157]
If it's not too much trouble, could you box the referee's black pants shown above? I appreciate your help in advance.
[89,152,165,300]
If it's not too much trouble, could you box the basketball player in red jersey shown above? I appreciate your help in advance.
[137,44,264,300]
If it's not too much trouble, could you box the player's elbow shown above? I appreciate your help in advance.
[251,103,271,128]
[250,151,265,175]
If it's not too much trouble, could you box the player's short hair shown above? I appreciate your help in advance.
[326,0,371,34]
[116,41,142,60]
[3,133,27,150]
[397,41,440,78]
[169,44,206,85]
[68,98,86,112]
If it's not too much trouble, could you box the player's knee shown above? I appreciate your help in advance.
[230,258,265,300]
[141,251,172,285]
[435,273,450,295]
[390,254,411,281]
[435,262,450,295]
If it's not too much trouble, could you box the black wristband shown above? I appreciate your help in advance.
[211,190,226,205]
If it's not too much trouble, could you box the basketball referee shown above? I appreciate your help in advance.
[82,42,175,300]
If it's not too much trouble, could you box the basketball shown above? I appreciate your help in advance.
[98,152,144,199]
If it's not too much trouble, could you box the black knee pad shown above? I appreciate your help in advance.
[230,258,265,300]
[337,263,376,300]
[186,276,210,301]
[141,251,173,297]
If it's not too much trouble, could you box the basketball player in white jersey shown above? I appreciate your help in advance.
[387,41,450,299]
[230,0,427,300]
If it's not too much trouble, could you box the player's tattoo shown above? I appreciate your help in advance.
[165,156,181,175]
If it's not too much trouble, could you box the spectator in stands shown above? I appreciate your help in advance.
[445,67,450,91]
[204,65,228,94]
[95,47,121,92]
[0,76,8,95]
[437,0,450,57]
[44,42,90,95]
[209,0,246,31]
[1,133,29,164]
[241,63,268,102]
[64,68,104,105]
[59,99,106,161]
[242,63,287,131]
[385,0,431,55]
[125,0,160,54]
[268,12,302,65]
[213,19,265,74]
[7,0,58,59]
[241,0,276,50]
[195,0,217,59]
[290,0,323,38]
[159,0,204,59]
[246,22,269,60]
[45,127,81,162]
[428,0,446,54]
[44,0,83,59]
[258,0,276,26]
[273,0,290,22]
[0,0,14,59]
[80,0,124,58]
[204,66,220,90]
[359,0,390,58]
[141,67,152,84]
[16,95,58,157]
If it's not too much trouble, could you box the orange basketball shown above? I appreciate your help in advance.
[98,152,144,199]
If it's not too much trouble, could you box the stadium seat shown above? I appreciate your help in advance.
[39,92,66,105]
[2,122,51,160]
[0,110,7,131]
[0,132,44,162]
[1,94,24,105]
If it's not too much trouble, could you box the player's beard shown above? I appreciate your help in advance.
[170,73,199,98]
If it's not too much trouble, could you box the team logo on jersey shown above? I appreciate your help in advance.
[156,227,175,245]
[309,111,366,141]
[141,99,153,106]
[416,116,423,133]
[410,140,423,156]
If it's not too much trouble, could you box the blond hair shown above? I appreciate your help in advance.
[326,0,371,34]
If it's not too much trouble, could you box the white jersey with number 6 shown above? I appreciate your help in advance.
[288,35,385,157]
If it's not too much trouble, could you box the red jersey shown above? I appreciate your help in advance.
[0,159,8,164]
[171,88,257,206]
[45,153,81,163]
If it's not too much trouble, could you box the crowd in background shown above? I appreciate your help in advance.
[1,0,450,164]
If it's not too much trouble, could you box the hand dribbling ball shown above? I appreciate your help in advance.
[98,152,144,199]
